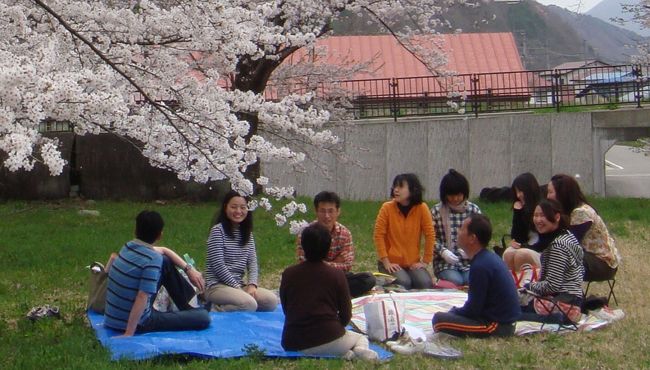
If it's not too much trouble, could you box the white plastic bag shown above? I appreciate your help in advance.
[363,295,405,342]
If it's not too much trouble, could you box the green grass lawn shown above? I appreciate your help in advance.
[1,197,649,369]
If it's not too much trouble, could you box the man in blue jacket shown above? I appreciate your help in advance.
[432,214,521,337]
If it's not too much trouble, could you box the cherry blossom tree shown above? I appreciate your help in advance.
[1,0,459,223]
[624,1,650,154]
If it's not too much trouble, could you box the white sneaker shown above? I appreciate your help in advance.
[422,341,463,359]
[342,350,355,361]
[386,333,411,350]
[354,348,379,361]
[391,337,425,355]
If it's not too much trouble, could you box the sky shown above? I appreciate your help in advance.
[534,0,603,13]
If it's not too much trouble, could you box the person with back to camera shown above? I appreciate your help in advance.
[431,169,481,286]
[373,173,435,290]
[281,223,378,361]
[432,214,521,338]
[296,191,376,298]
[104,210,210,336]
[502,172,543,286]
[520,199,584,323]
[547,174,620,282]
[204,190,278,312]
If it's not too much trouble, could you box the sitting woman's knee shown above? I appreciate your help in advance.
[437,269,464,286]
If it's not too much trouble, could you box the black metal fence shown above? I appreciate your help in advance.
[267,64,650,120]
[39,64,650,134]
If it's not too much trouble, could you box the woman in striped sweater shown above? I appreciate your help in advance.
[522,199,584,323]
[204,190,278,312]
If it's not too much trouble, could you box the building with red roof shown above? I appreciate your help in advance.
[267,33,529,115]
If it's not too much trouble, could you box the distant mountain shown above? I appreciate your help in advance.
[546,4,645,65]
[587,0,650,37]
[331,0,646,70]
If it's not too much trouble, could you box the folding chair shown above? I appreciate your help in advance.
[583,277,618,306]
[521,289,580,332]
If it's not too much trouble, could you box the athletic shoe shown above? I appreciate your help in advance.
[422,341,463,359]
[353,348,379,361]
[385,332,411,350]
[26,305,60,321]
[390,337,425,355]
[342,350,355,361]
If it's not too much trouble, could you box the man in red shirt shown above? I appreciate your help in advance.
[297,191,376,297]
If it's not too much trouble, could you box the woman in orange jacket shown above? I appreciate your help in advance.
[373,173,435,289]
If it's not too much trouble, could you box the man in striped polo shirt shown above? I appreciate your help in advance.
[432,214,521,338]
[104,211,210,336]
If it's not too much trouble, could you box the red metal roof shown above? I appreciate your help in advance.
[281,33,524,79]
[271,33,528,100]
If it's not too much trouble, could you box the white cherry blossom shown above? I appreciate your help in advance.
[1,0,462,224]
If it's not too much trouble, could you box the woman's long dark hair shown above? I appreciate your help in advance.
[512,172,541,229]
[214,190,253,246]
[550,174,591,215]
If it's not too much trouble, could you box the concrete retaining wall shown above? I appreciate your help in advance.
[263,109,650,200]
[2,109,649,201]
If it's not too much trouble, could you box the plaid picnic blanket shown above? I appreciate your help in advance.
[350,290,616,337]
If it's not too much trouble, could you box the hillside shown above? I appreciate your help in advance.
[331,0,645,70]
[546,4,645,64]
[587,0,650,37]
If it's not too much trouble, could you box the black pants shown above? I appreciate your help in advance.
[432,311,515,338]
[346,272,376,298]
[157,255,198,310]
[583,251,617,281]
[137,255,210,333]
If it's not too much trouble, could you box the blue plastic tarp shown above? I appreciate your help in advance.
[87,309,392,361]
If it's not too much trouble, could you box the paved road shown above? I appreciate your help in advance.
[605,145,650,198]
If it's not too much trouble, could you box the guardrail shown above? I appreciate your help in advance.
[267,64,650,120]
[41,64,650,132]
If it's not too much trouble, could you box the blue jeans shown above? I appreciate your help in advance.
[437,269,470,286]
[378,262,433,290]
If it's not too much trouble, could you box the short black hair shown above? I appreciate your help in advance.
[390,173,424,205]
[135,210,164,244]
[300,223,332,262]
[439,169,470,203]
[313,191,341,209]
[466,214,492,247]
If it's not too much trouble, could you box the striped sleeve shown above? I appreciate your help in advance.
[206,225,241,288]
[247,234,259,286]
[530,233,584,297]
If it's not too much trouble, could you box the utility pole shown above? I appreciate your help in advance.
[545,38,550,69]
[514,29,527,68]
